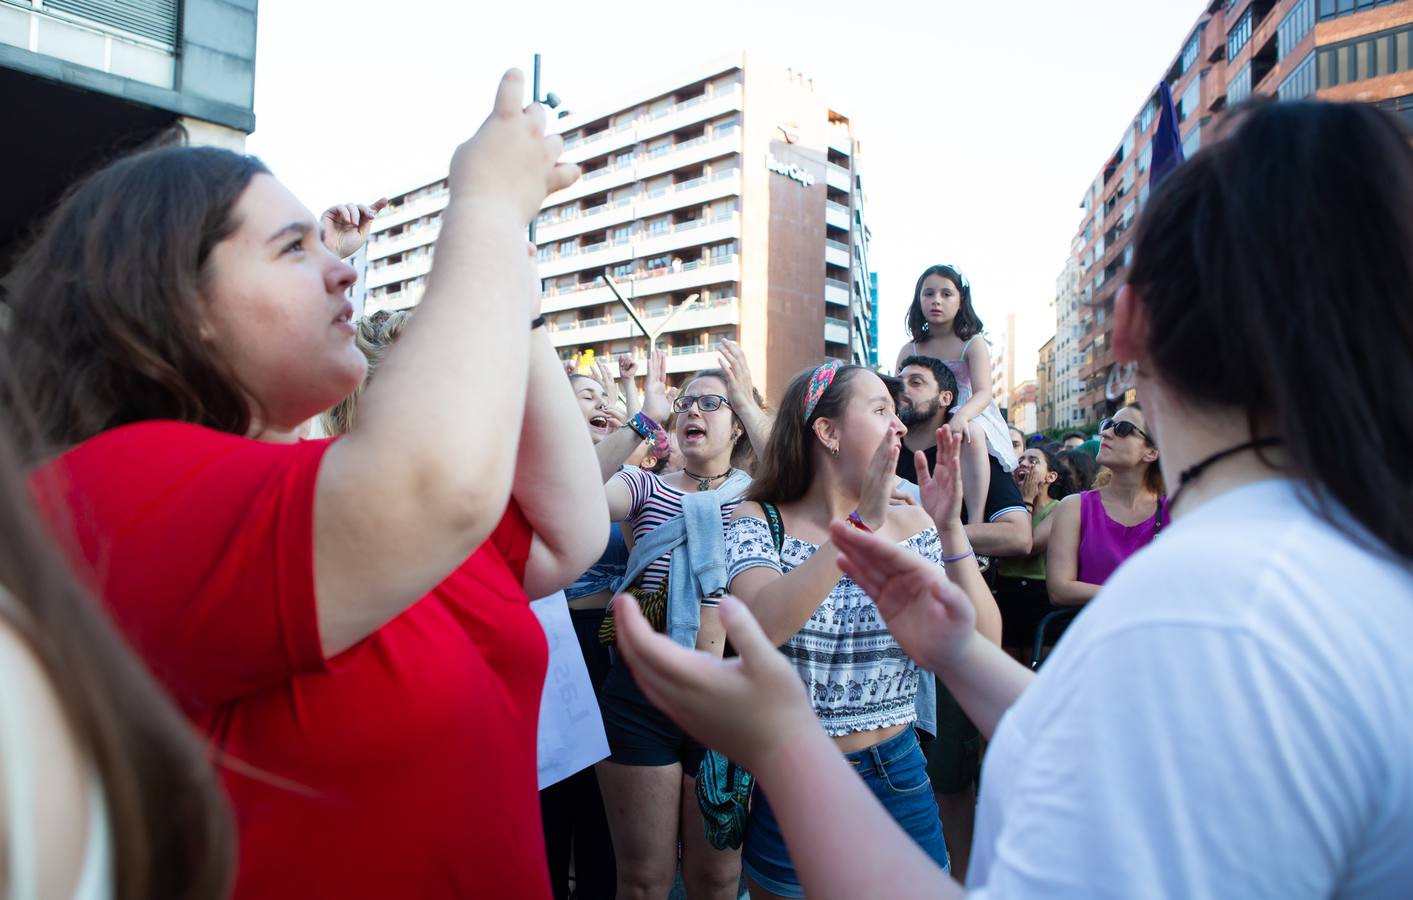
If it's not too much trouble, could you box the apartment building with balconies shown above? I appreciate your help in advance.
[360,53,876,403]
[1055,0,1412,426]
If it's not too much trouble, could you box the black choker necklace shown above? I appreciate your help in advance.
[1169,437,1283,513]
[684,467,731,491]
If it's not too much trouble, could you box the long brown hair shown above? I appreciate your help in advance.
[746,363,871,505]
[1,145,268,460]
[0,416,233,898]
[1127,101,1413,561]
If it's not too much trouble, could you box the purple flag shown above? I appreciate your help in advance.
[1149,81,1185,188]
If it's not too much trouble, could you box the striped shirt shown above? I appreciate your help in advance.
[613,467,741,596]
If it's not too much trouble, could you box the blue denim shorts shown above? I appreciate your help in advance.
[741,728,949,897]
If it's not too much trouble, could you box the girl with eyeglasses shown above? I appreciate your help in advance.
[1046,404,1165,608]
[593,339,768,900]
[897,264,1017,528]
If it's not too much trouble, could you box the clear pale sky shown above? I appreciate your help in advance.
[247,0,1206,386]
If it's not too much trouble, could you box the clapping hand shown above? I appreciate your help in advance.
[832,521,977,674]
[855,428,903,531]
[592,358,622,411]
[917,427,964,529]
[717,339,759,411]
[641,349,671,424]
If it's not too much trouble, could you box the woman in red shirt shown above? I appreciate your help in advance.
[4,71,605,900]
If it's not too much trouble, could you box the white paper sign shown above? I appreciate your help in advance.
[532,591,610,789]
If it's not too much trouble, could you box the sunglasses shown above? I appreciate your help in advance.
[673,394,730,413]
[1099,418,1154,445]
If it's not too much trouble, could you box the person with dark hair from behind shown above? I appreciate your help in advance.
[611,99,1413,899]
[4,71,608,900]
[994,444,1076,659]
[893,353,1022,881]
[1060,431,1085,449]
[1055,446,1099,493]
[0,414,233,900]
[1046,404,1165,609]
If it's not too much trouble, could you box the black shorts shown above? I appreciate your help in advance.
[994,575,1056,651]
[599,654,708,772]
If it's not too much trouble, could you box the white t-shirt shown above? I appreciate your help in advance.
[970,479,1413,899]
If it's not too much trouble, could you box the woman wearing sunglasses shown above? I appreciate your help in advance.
[594,341,767,900]
[1046,405,1164,608]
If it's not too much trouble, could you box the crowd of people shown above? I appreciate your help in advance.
[0,69,1409,900]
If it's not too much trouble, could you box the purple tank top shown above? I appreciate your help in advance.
[1076,489,1165,585]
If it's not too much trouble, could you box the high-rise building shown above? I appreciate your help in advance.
[1036,335,1057,434]
[360,53,876,401]
[1059,0,1413,425]
[1052,253,1083,429]
[1,0,257,264]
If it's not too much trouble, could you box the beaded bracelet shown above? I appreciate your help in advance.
[846,511,872,532]
[941,547,975,565]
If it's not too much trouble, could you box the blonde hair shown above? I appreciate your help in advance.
[321,309,412,436]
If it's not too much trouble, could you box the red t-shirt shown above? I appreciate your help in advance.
[37,421,551,900]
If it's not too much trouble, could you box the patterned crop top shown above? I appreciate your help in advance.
[724,515,940,737]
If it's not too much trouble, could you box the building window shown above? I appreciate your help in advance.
[1277,0,1314,61]
[1138,98,1157,134]
[1182,125,1202,159]
[1228,8,1253,61]
[1181,30,1201,74]
[1318,24,1413,88]
[1278,54,1317,100]
[1179,77,1201,122]
[1228,62,1253,105]
[1318,0,1399,21]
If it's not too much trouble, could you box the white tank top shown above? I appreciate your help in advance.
[0,637,114,900]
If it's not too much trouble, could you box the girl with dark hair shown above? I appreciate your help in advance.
[896,264,1016,527]
[0,413,232,900]
[1055,445,1100,492]
[4,71,608,900]
[993,444,1075,656]
[723,361,997,899]
[609,99,1413,898]
[1046,405,1164,608]
[593,343,766,900]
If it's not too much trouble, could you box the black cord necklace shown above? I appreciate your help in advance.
[683,467,731,491]
[1169,437,1283,514]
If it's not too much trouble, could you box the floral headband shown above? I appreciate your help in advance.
[802,360,842,420]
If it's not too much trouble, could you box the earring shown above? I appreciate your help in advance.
[830,444,839,457]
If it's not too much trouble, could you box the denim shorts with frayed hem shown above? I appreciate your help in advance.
[741,728,949,897]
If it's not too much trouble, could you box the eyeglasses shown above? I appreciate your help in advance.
[1099,418,1154,445]
[673,394,730,413]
